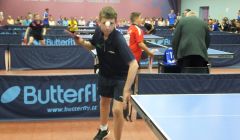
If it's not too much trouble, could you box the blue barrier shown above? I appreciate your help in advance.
[1,26,240,45]
[210,34,240,44]
[0,45,7,69]
[209,44,240,67]
[138,73,240,94]
[0,29,69,35]
[3,25,67,30]
[0,74,99,121]
[9,45,94,70]
[0,35,76,45]
[0,35,22,44]
[4,43,240,69]
[43,35,76,46]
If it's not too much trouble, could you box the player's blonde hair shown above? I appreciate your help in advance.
[99,6,117,21]
[130,12,141,23]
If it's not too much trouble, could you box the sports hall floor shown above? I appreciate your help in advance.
[0,68,239,140]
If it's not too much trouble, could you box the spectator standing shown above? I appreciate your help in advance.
[168,9,176,26]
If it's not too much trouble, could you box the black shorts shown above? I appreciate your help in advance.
[97,75,126,102]
[30,34,44,41]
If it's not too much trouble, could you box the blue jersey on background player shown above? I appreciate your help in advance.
[43,8,49,27]
[168,10,176,26]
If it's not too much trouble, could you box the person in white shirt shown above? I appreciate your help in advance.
[7,15,14,25]
[144,17,151,24]
[48,15,56,26]
[165,18,170,26]
[0,12,4,26]
[78,16,86,26]
[158,17,165,26]
[88,18,96,27]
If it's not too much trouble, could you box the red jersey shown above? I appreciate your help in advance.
[128,24,144,62]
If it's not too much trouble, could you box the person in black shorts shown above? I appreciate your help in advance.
[73,6,139,140]
[24,14,46,45]
[43,8,50,28]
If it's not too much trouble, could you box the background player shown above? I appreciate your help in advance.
[24,14,46,45]
[73,6,139,140]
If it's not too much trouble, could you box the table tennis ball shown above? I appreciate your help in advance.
[105,21,110,27]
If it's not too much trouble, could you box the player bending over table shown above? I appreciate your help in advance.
[73,6,139,140]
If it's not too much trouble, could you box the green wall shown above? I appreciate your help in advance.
[181,0,239,20]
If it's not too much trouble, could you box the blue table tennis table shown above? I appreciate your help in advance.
[151,47,234,59]
[144,35,163,43]
[131,94,240,140]
[147,41,234,59]
[144,41,234,71]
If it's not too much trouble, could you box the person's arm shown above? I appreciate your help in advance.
[138,42,154,57]
[74,36,95,51]
[42,28,47,36]
[117,34,139,105]
[24,27,30,39]
[211,24,214,31]
[123,59,139,105]
[65,29,95,50]
[220,22,224,30]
